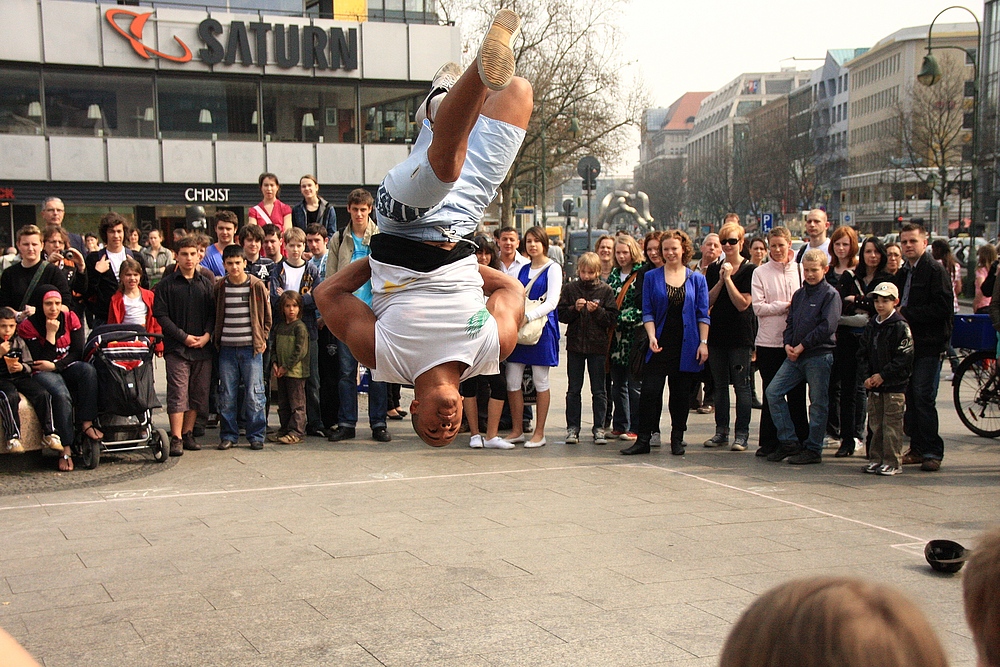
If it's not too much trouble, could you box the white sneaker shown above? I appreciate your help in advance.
[523,437,546,448]
[414,61,462,128]
[823,435,840,449]
[594,428,608,445]
[469,434,484,449]
[42,433,63,452]
[477,9,521,90]
[864,461,881,474]
[878,464,901,476]
[650,432,661,448]
[5,438,24,454]
[507,434,526,444]
[565,428,579,444]
[943,372,955,382]
[484,436,515,450]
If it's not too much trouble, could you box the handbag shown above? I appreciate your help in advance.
[517,263,551,346]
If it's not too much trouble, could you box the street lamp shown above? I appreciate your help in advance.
[918,4,981,292]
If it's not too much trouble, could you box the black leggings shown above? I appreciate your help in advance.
[636,351,694,438]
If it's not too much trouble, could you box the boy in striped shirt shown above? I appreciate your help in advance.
[213,245,272,450]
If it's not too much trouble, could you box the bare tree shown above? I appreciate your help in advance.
[634,158,684,227]
[441,0,647,225]
[686,145,738,225]
[892,55,972,229]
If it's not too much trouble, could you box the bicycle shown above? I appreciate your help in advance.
[951,314,1000,437]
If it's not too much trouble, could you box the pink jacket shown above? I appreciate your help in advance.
[751,260,802,348]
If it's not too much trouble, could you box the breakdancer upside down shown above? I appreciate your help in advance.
[314,10,530,447]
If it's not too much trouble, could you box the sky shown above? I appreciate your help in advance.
[617,0,983,171]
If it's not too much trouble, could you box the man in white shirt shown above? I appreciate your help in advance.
[796,209,831,262]
[315,10,527,448]
[497,226,529,276]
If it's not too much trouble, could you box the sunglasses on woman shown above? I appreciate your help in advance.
[720,238,740,246]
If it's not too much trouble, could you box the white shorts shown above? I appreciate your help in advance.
[376,115,526,243]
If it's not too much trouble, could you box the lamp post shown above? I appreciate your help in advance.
[917,4,981,292]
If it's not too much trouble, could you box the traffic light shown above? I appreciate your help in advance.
[896,215,904,225]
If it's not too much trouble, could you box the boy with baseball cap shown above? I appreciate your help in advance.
[857,281,913,476]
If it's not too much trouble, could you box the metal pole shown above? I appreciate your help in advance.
[540,99,546,228]
[586,186,592,245]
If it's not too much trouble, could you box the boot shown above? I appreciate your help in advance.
[620,433,651,455]
[670,431,686,456]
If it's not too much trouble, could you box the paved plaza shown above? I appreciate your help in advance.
[0,357,997,666]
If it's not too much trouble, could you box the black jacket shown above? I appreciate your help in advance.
[0,261,71,311]
[892,253,953,358]
[857,310,913,393]
[85,248,148,322]
[291,197,339,237]
[783,280,841,358]
[153,269,216,360]
[557,279,618,355]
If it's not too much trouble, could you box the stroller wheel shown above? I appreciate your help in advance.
[80,435,101,470]
[154,429,170,463]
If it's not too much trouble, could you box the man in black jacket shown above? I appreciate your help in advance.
[154,237,216,456]
[0,225,70,318]
[857,281,913,475]
[892,223,953,471]
[85,212,147,327]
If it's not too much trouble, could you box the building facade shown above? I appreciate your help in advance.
[0,0,459,245]
[981,0,1000,235]
[843,23,977,234]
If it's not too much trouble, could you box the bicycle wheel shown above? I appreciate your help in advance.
[953,350,1000,438]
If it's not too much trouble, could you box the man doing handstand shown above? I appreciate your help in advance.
[314,10,529,447]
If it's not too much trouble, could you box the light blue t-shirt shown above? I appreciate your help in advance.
[351,232,373,306]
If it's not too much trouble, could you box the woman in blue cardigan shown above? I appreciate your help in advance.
[621,229,709,456]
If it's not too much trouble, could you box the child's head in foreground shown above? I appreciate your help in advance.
[719,576,948,667]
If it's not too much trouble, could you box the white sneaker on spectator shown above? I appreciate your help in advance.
[594,428,608,445]
[5,438,24,454]
[42,433,63,452]
[469,434,484,449]
[484,436,515,450]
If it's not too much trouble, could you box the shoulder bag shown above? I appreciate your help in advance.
[517,262,552,346]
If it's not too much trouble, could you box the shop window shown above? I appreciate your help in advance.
[360,86,424,144]
[261,81,357,143]
[157,77,257,141]
[44,71,154,138]
[0,68,43,136]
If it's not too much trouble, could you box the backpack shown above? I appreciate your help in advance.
[981,259,999,298]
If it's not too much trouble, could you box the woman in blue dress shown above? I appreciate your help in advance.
[506,226,563,448]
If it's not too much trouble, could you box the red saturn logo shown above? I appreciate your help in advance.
[105,9,193,63]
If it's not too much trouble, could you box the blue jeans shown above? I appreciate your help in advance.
[765,353,833,453]
[565,352,606,433]
[609,363,641,433]
[218,346,266,444]
[904,355,944,460]
[34,363,99,444]
[338,339,387,429]
[709,345,753,437]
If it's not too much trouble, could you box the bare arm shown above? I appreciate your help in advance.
[479,265,525,360]
[313,258,377,368]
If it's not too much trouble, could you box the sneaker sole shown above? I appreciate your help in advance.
[477,10,520,91]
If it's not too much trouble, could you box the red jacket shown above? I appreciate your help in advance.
[108,289,164,353]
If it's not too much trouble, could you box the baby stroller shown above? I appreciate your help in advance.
[76,323,169,469]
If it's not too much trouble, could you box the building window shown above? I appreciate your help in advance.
[360,86,425,143]
[262,81,357,143]
[44,70,154,138]
[0,68,42,136]
[157,77,257,141]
